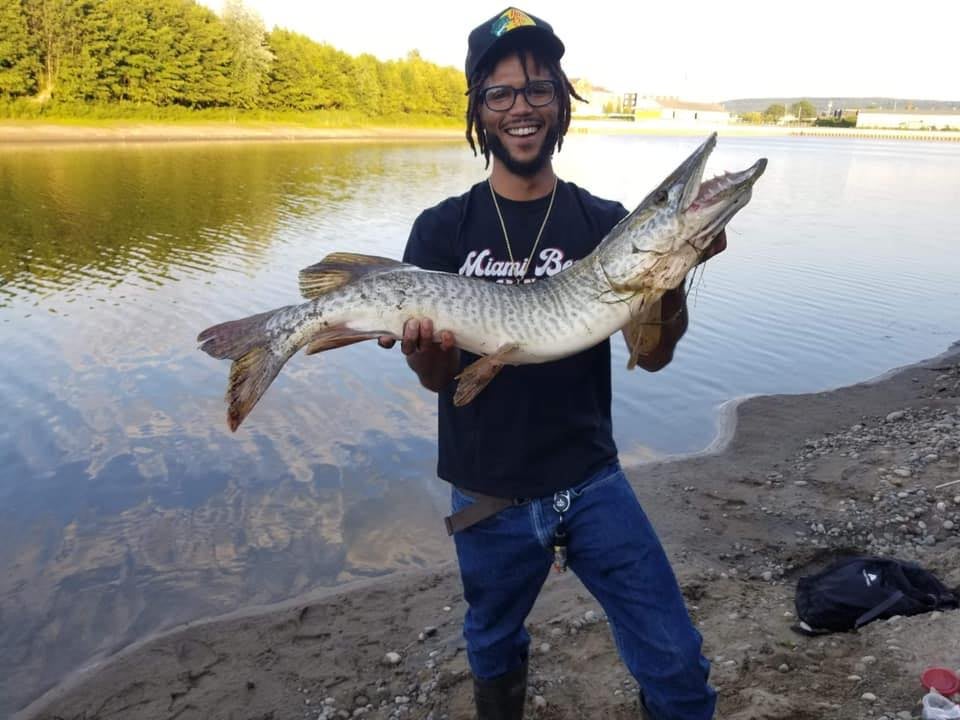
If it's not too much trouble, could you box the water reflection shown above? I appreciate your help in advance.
[0,140,475,715]
[1,136,959,715]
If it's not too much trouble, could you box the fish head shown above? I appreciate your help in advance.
[598,133,767,293]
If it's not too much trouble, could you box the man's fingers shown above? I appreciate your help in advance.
[697,229,728,265]
[439,330,456,351]
[401,319,420,355]
[398,318,453,354]
[419,318,434,351]
[705,229,727,259]
[712,229,727,255]
[378,336,396,349]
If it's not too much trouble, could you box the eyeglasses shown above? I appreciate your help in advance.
[479,80,558,112]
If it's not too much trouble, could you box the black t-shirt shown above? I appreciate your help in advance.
[404,179,628,499]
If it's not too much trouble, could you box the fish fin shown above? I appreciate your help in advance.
[197,309,279,360]
[197,308,292,431]
[298,253,409,300]
[303,326,382,355]
[225,346,284,431]
[453,343,519,406]
[321,252,403,266]
[622,299,662,370]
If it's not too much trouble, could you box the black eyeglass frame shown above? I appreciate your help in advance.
[474,80,559,112]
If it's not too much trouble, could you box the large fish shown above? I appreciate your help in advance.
[198,133,766,430]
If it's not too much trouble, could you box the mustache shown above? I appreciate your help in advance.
[486,123,559,177]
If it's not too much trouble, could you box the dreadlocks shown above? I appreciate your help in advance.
[465,47,586,168]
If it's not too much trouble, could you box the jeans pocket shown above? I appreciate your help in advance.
[569,463,624,498]
[451,485,476,513]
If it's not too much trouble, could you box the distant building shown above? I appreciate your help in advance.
[856,109,960,130]
[571,88,730,124]
[570,79,621,114]
[650,97,730,124]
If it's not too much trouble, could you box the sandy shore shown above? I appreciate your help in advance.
[3,120,959,145]
[16,343,960,720]
[0,122,464,145]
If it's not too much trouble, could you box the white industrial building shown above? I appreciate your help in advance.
[856,109,960,130]
[572,89,730,125]
[647,98,730,124]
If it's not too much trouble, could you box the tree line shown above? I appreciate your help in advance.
[0,0,466,118]
[738,101,818,124]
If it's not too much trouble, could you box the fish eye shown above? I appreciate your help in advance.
[654,189,668,205]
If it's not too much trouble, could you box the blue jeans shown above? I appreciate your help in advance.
[451,462,717,720]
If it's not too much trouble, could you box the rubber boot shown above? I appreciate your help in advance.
[473,658,528,720]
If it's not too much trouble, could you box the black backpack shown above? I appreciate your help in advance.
[793,556,958,635]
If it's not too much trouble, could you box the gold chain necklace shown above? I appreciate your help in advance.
[488,177,558,286]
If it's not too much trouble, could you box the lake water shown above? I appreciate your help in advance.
[1,134,959,714]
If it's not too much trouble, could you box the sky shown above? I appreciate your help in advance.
[199,0,958,102]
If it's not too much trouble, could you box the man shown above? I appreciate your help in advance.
[380,8,722,719]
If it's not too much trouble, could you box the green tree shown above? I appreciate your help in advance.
[182,1,232,107]
[221,0,272,108]
[60,0,162,103]
[790,99,817,120]
[397,50,434,114]
[351,53,383,115]
[433,65,464,118]
[762,103,786,122]
[4,0,469,117]
[23,0,84,99]
[739,111,764,124]
[265,28,314,109]
[265,30,355,110]
[377,60,403,116]
[315,42,355,109]
[0,0,36,97]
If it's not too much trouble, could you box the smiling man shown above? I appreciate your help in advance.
[379,7,721,719]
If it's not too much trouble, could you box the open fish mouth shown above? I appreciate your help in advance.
[678,133,767,211]
[675,133,768,245]
[688,162,768,213]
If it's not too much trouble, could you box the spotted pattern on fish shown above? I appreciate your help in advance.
[197,134,767,430]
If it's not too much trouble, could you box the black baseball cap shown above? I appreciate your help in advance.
[465,7,565,83]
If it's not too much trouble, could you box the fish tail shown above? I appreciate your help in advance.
[197,309,290,431]
[224,346,285,431]
[197,309,279,359]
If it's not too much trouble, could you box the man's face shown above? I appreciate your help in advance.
[480,52,560,178]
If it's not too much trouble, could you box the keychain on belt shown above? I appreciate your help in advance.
[552,490,571,573]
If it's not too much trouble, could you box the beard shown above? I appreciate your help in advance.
[486,123,559,178]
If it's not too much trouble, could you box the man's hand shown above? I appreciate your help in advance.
[378,317,456,355]
[635,229,727,372]
[697,228,727,264]
[379,318,459,392]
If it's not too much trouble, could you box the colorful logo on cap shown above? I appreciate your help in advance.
[491,8,536,37]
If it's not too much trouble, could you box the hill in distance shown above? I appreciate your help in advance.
[722,97,960,114]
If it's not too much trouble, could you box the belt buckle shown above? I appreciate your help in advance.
[552,490,571,514]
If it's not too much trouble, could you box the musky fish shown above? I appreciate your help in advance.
[198,133,766,431]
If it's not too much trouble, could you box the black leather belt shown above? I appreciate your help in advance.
[444,489,528,535]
